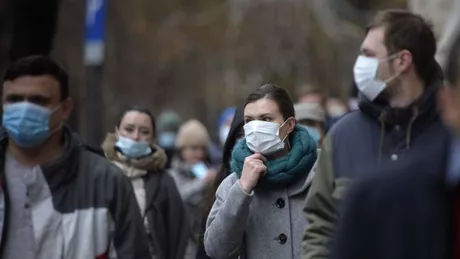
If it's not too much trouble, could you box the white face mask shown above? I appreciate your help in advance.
[353,55,399,101]
[243,119,289,155]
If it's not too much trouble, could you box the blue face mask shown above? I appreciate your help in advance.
[115,136,152,159]
[300,125,321,145]
[2,102,60,147]
[191,162,208,179]
[158,132,176,149]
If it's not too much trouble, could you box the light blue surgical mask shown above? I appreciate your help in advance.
[300,125,321,145]
[158,132,176,149]
[115,136,152,159]
[191,162,208,179]
[2,102,60,147]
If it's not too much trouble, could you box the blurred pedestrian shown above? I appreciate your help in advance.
[294,102,326,146]
[325,97,348,129]
[102,106,189,259]
[217,107,237,147]
[205,107,238,170]
[169,119,216,259]
[157,111,182,169]
[204,84,318,259]
[297,84,326,106]
[331,32,460,259]
[0,56,150,258]
[303,9,449,259]
[195,106,244,259]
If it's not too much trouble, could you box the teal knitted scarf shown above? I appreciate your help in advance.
[231,125,317,189]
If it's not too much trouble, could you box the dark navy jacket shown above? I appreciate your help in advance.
[303,69,451,258]
[333,145,453,259]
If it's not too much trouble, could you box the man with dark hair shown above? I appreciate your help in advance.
[331,31,460,259]
[0,55,150,259]
[302,9,449,259]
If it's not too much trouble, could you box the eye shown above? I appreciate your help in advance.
[124,127,134,133]
[28,96,50,106]
[140,130,151,136]
[244,119,252,124]
[261,116,272,122]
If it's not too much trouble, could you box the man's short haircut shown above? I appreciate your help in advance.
[367,9,437,84]
[445,32,460,86]
[3,55,69,100]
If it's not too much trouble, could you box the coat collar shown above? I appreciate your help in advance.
[102,133,167,173]
[0,126,81,191]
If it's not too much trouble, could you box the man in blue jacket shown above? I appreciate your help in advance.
[332,30,460,259]
[303,9,450,259]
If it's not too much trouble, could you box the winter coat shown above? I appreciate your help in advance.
[0,127,151,259]
[302,68,450,259]
[332,144,451,259]
[103,133,189,259]
[205,126,318,259]
[169,158,210,259]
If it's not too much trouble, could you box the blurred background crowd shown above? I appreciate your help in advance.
[1,0,460,259]
[2,0,457,148]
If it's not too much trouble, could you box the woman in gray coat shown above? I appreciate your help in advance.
[204,84,318,259]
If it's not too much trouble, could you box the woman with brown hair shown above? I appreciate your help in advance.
[102,106,189,259]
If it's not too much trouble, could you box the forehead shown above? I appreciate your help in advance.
[300,92,323,103]
[121,111,153,127]
[361,26,387,56]
[244,98,281,117]
[3,75,60,99]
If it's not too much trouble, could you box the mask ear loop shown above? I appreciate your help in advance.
[279,117,294,149]
[378,52,402,84]
[48,102,67,135]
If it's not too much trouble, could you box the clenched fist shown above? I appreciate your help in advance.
[239,153,267,193]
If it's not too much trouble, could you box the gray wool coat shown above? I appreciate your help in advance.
[204,157,317,259]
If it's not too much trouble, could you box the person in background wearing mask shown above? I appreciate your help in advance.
[332,31,460,259]
[302,9,449,259]
[204,84,317,259]
[325,97,349,129]
[297,84,326,106]
[169,119,216,259]
[296,84,341,133]
[102,106,189,259]
[196,106,244,259]
[0,56,150,259]
[294,102,326,146]
[157,111,181,169]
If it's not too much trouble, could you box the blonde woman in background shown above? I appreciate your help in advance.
[169,119,216,259]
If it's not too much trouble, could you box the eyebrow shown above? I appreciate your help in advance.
[244,113,274,119]
[5,94,51,102]
[122,123,151,130]
[259,113,274,117]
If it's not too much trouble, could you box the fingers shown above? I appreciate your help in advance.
[251,153,267,162]
[251,161,267,173]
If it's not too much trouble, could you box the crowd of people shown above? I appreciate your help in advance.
[1,7,460,259]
